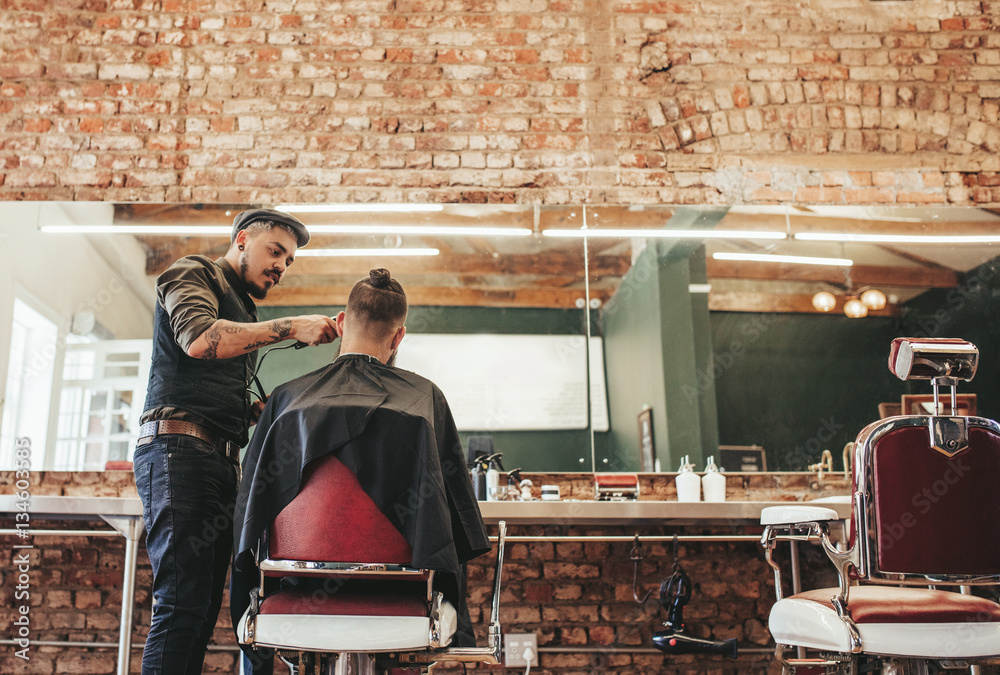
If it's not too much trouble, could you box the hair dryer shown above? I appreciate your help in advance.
[652,558,738,659]
[653,629,738,658]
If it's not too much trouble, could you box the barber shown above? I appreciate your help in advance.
[133,209,338,675]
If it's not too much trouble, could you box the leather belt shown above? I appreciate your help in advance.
[137,420,241,462]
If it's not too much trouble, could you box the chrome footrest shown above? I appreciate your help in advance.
[775,644,851,670]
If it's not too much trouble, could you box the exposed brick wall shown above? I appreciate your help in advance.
[1,516,802,675]
[462,522,791,675]
[1,0,1000,204]
[0,470,851,674]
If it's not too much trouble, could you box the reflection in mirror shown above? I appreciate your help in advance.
[3,203,1000,474]
[0,203,594,472]
[246,205,595,472]
[581,205,1000,471]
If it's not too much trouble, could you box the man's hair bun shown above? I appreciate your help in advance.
[369,268,392,288]
[348,268,407,330]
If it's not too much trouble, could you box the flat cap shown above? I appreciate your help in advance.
[231,208,310,248]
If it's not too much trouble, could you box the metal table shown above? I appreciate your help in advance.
[0,495,144,675]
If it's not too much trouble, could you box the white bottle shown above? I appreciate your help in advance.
[701,455,726,502]
[485,457,500,502]
[675,455,701,502]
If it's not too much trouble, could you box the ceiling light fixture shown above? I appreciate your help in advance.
[712,252,853,266]
[811,291,837,312]
[730,206,925,222]
[275,204,445,213]
[843,298,869,319]
[40,225,231,235]
[542,228,786,240]
[40,224,530,237]
[811,287,887,317]
[296,248,440,257]
[860,288,887,311]
[307,225,531,237]
[795,232,1000,244]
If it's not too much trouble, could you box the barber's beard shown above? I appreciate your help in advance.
[240,252,269,300]
[386,348,397,367]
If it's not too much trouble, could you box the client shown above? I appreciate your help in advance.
[230,268,491,674]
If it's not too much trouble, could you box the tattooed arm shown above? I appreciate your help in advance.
[187,316,339,360]
[157,257,338,360]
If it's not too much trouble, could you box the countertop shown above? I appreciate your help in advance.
[0,494,143,517]
[477,498,851,525]
[0,494,852,526]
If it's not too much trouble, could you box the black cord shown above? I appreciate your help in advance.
[246,342,299,401]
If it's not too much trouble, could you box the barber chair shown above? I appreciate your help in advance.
[237,454,506,674]
[760,338,1000,674]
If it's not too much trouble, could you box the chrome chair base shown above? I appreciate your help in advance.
[332,653,377,675]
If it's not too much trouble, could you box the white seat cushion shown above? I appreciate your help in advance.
[770,588,1000,658]
[760,505,840,526]
[238,599,458,653]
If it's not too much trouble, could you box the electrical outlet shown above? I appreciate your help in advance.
[504,632,539,667]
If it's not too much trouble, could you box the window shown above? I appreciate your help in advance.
[54,341,151,470]
[0,298,59,470]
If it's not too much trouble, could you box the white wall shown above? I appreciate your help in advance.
[0,202,155,443]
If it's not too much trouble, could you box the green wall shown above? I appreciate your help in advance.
[598,242,718,473]
[899,257,1000,421]
[711,256,1000,469]
[711,312,903,470]
[255,304,599,472]
[597,247,671,471]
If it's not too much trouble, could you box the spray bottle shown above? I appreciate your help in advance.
[467,436,494,501]
[470,455,489,501]
[485,453,504,501]
[506,468,526,501]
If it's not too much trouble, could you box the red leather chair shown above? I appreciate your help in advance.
[237,454,506,673]
[760,338,1000,673]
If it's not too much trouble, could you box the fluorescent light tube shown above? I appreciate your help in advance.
[306,225,531,237]
[795,232,1000,244]
[275,204,445,213]
[712,252,853,266]
[40,224,529,237]
[41,225,230,235]
[542,228,786,240]
[296,248,440,257]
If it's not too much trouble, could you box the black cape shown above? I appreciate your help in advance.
[230,354,491,667]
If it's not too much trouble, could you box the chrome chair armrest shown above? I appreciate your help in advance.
[761,509,856,604]
[760,505,841,527]
[761,515,862,650]
[401,520,508,666]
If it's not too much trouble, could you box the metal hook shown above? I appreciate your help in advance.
[630,535,654,606]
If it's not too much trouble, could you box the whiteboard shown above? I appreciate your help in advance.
[395,334,608,432]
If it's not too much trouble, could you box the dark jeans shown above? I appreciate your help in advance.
[133,434,239,675]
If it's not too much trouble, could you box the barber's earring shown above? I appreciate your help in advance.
[239,245,244,250]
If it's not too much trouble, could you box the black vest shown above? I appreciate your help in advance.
[143,258,258,446]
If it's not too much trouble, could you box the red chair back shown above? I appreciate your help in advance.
[855,419,1000,580]
[268,454,413,564]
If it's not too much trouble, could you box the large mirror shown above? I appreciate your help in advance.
[584,205,1000,472]
[2,202,999,473]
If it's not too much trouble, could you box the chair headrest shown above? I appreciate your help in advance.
[889,338,979,382]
